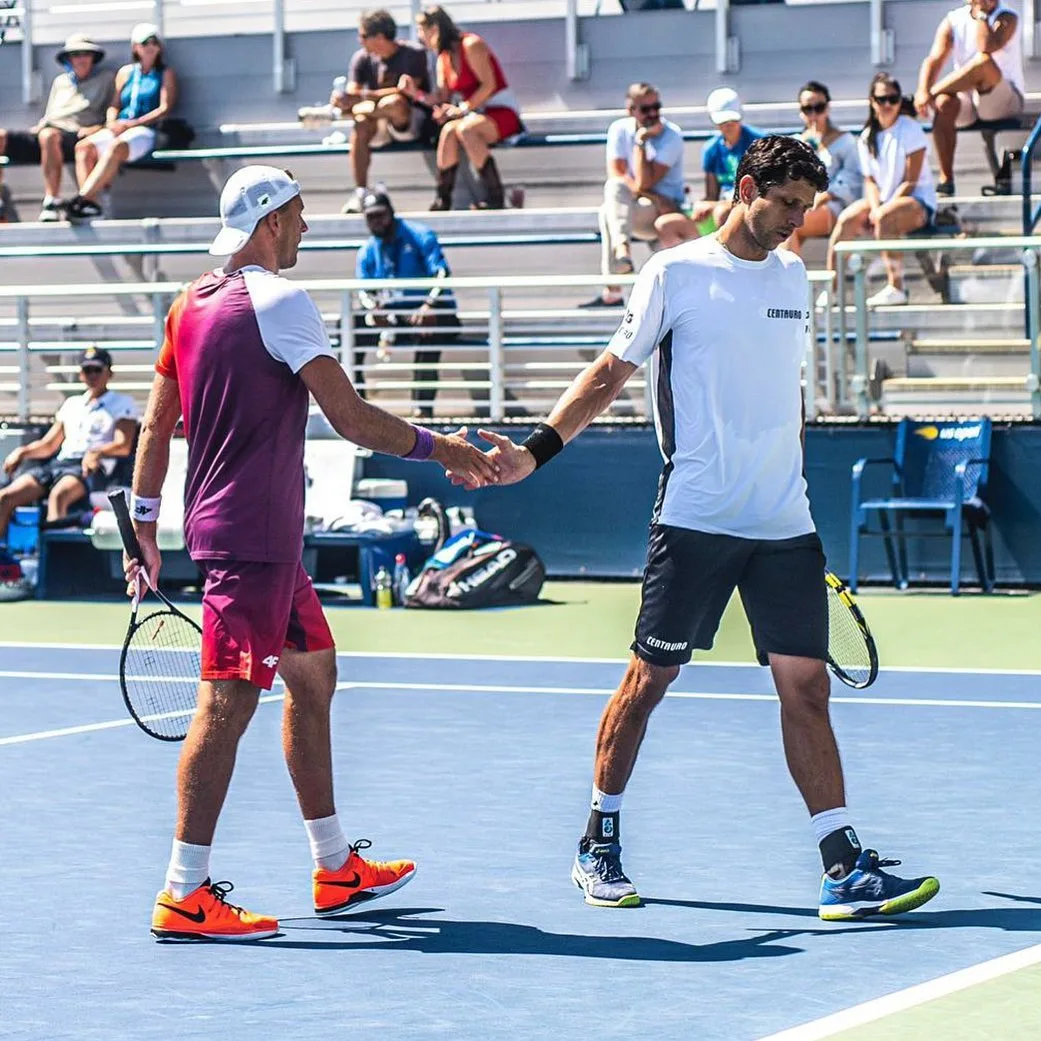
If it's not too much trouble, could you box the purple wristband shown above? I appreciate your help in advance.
[404,425,435,461]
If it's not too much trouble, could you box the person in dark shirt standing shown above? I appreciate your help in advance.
[333,9,432,212]
[354,190,459,418]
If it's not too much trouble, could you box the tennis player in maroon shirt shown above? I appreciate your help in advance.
[127,165,498,941]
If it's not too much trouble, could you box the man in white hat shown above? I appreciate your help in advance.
[0,34,114,221]
[126,165,499,942]
[655,86,763,248]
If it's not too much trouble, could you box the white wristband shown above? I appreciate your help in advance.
[130,493,161,522]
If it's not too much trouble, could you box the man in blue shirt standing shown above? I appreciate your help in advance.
[655,87,762,248]
[355,190,459,418]
[581,83,685,309]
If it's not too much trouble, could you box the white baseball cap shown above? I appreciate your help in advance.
[131,23,161,45]
[707,86,742,125]
[209,166,302,256]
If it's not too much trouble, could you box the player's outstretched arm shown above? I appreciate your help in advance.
[300,356,500,489]
[445,350,639,488]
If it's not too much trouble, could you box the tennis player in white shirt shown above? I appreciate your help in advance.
[467,135,941,922]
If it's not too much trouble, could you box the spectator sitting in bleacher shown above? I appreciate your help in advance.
[915,0,1024,196]
[782,81,862,256]
[410,5,522,210]
[354,190,460,418]
[655,87,762,248]
[821,74,937,309]
[0,34,114,223]
[579,82,684,310]
[0,347,137,546]
[64,24,178,222]
[333,9,433,214]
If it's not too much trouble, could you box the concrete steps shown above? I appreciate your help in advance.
[881,375,1036,416]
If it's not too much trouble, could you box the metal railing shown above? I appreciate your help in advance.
[833,236,1041,420]
[1020,114,1041,234]
[0,270,837,423]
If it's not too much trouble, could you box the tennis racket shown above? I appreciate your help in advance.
[109,489,202,741]
[825,570,879,690]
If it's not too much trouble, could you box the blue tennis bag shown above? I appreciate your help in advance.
[404,528,545,609]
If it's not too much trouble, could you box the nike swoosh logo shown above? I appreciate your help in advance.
[157,902,207,923]
[321,872,362,889]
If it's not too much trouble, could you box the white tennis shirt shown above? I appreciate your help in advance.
[608,235,815,539]
[56,388,139,475]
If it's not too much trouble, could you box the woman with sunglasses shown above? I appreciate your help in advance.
[66,23,178,221]
[409,5,522,210]
[821,74,936,308]
[782,82,861,256]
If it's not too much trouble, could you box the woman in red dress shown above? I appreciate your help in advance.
[408,5,522,209]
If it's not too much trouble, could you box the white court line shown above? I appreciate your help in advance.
[0,693,286,746]
[347,681,1041,711]
[4,680,1041,747]
[5,671,1041,710]
[1,642,1041,677]
[756,942,1041,1041]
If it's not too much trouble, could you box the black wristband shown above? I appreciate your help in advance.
[522,422,564,470]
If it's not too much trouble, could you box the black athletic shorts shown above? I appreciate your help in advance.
[3,128,79,165]
[633,524,828,667]
[24,459,91,495]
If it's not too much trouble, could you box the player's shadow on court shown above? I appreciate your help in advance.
[644,896,1041,933]
[273,907,806,962]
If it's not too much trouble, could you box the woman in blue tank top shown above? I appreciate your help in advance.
[67,22,178,220]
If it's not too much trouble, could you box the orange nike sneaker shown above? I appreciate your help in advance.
[151,879,279,942]
[313,838,416,916]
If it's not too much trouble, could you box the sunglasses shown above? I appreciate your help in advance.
[139,38,160,46]
[638,103,662,115]
[67,51,95,59]
[800,101,828,115]
[81,365,105,374]
[872,92,901,106]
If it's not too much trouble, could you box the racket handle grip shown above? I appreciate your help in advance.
[108,489,144,561]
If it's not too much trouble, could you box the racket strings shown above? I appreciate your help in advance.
[123,609,201,739]
[826,590,872,686]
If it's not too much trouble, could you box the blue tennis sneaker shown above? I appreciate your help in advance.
[818,849,940,921]
[571,837,641,907]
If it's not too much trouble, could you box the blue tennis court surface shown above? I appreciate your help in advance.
[4,646,1041,1041]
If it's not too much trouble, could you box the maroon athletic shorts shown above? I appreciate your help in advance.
[198,560,335,690]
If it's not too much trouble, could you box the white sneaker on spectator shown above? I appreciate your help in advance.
[343,182,387,214]
[341,187,368,214]
[866,284,908,308]
[38,198,63,222]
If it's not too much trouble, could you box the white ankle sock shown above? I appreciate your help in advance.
[305,814,350,870]
[591,786,624,813]
[810,806,853,845]
[165,839,211,900]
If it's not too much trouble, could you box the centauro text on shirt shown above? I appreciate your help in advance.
[607,236,815,542]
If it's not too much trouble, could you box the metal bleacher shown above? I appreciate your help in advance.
[1,35,1040,424]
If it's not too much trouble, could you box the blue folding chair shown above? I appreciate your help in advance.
[849,418,994,595]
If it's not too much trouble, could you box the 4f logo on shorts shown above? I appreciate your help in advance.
[261,655,280,668]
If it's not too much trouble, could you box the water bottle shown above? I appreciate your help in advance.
[392,553,411,606]
[19,555,38,589]
[374,565,393,609]
[332,75,348,97]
